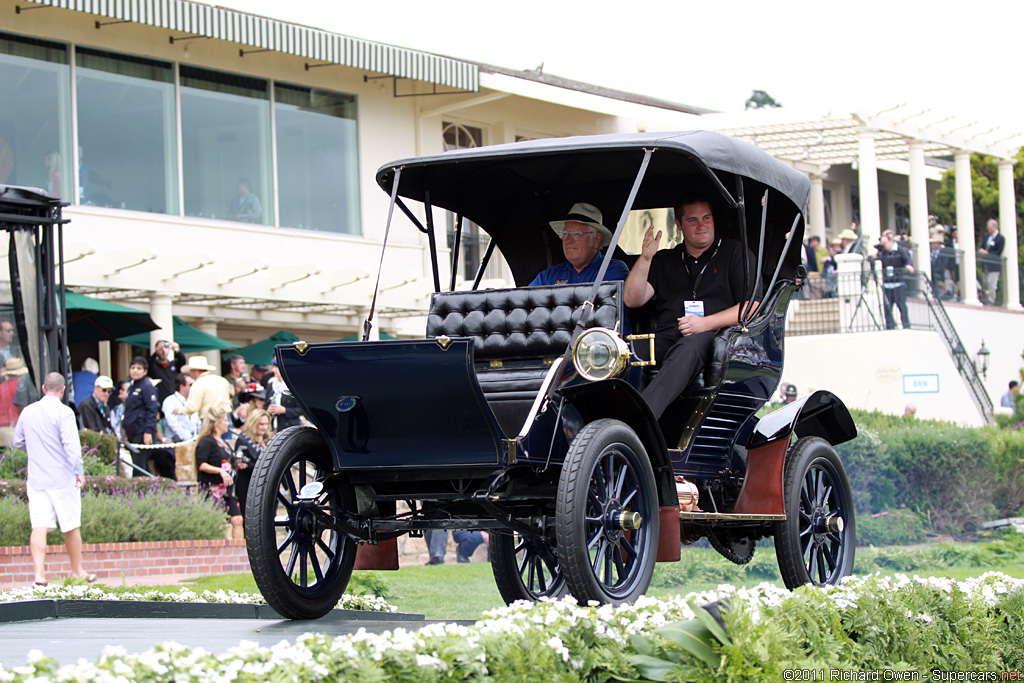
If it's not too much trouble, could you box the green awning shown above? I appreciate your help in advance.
[118,316,237,354]
[64,290,159,342]
[236,330,300,365]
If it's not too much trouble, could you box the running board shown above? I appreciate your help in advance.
[680,511,785,522]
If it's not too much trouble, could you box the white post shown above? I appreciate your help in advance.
[809,172,827,243]
[197,322,222,371]
[857,130,881,244]
[908,140,929,274]
[998,159,1020,310]
[148,293,175,352]
[955,151,980,305]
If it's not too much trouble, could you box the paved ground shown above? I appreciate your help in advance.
[0,615,442,667]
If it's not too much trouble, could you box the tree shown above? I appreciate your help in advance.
[934,147,1024,302]
[744,90,782,110]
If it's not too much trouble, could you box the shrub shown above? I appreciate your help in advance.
[78,430,119,466]
[856,508,926,547]
[0,486,226,546]
[0,475,175,504]
[1,435,118,481]
[0,446,27,478]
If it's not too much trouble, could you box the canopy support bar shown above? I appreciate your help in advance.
[423,192,441,292]
[363,167,402,341]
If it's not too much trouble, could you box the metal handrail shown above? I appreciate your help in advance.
[918,274,994,424]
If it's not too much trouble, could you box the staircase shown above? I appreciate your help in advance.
[918,276,994,424]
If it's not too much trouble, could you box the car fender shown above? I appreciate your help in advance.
[560,379,677,507]
[749,389,857,449]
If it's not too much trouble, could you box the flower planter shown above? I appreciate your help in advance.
[0,539,249,586]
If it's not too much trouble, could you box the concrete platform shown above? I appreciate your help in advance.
[0,600,435,667]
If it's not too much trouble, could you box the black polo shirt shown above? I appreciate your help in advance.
[646,239,758,336]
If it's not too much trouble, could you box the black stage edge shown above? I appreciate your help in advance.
[0,600,425,623]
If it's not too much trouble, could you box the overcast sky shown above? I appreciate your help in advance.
[217,0,1023,139]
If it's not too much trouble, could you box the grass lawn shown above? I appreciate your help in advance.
[161,540,1024,621]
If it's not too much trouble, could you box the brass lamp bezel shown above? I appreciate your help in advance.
[572,327,630,381]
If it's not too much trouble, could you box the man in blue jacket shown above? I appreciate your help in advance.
[529,202,630,286]
[123,356,162,476]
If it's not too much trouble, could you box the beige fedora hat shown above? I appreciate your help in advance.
[549,202,613,246]
[183,355,217,372]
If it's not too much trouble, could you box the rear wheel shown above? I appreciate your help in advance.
[556,419,659,604]
[774,436,856,588]
[491,531,567,604]
[245,426,357,619]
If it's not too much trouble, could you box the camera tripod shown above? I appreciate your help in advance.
[847,257,883,332]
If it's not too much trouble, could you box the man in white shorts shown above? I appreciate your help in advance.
[12,372,96,586]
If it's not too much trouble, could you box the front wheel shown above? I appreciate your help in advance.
[490,531,567,604]
[245,426,357,619]
[774,436,856,588]
[556,419,659,604]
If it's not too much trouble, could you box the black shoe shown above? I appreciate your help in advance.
[425,557,444,565]
[456,554,471,563]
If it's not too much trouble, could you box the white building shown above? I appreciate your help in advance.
[2,0,1021,424]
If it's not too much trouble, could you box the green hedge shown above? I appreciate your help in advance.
[0,475,175,503]
[0,486,227,546]
[1,430,119,480]
[838,409,1024,536]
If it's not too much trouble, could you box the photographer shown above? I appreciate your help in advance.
[876,232,914,330]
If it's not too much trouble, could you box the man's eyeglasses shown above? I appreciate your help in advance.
[99,388,112,394]
[561,230,594,242]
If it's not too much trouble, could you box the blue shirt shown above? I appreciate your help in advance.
[12,395,83,490]
[529,255,632,336]
[529,255,630,287]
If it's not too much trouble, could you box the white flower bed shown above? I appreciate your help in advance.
[0,572,1021,682]
[0,584,396,613]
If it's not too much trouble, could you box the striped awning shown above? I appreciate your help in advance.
[27,0,479,91]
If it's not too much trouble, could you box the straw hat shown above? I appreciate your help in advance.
[3,357,27,377]
[549,202,613,245]
[838,228,859,241]
[182,355,217,372]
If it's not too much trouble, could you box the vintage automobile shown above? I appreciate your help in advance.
[244,131,858,619]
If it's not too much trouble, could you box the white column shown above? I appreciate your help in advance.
[97,340,111,378]
[197,322,222,370]
[907,140,929,274]
[998,158,1021,310]
[857,130,881,243]
[148,293,174,352]
[808,172,827,243]
[955,150,980,305]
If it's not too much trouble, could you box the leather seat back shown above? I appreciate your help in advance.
[427,282,622,361]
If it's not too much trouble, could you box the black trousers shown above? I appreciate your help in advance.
[126,432,175,479]
[641,330,716,419]
[883,285,910,330]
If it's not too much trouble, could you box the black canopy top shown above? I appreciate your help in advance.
[376,131,811,286]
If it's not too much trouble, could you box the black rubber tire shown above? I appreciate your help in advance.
[774,436,856,589]
[555,418,659,604]
[490,531,567,604]
[244,426,356,619]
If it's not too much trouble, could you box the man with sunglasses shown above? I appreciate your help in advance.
[78,375,114,434]
[529,202,630,286]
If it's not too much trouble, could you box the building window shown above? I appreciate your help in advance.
[180,65,272,224]
[275,83,359,234]
[442,121,508,282]
[75,48,177,213]
[0,33,71,200]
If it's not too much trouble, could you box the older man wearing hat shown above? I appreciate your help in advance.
[179,355,232,422]
[78,375,114,433]
[528,202,630,286]
[838,224,864,255]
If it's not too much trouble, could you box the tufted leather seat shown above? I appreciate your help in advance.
[427,282,622,361]
[427,283,623,435]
